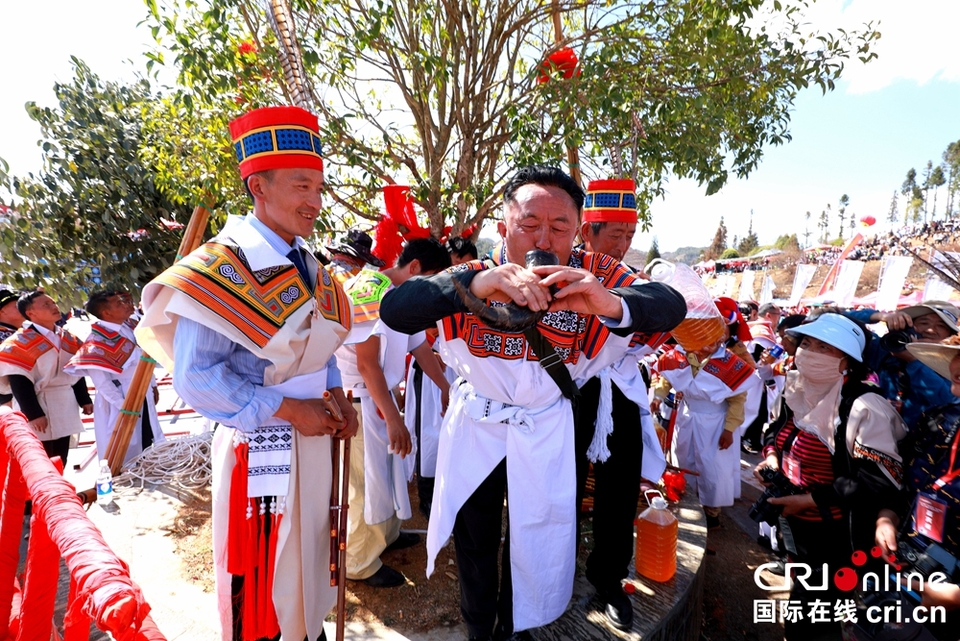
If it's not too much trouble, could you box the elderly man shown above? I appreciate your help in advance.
[849,300,959,429]
[0,291,92,465]
[379,166,686,641]
[136,106,356,641]
[574,178,671,630]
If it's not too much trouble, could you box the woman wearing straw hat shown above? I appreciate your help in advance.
[754,313,907,640]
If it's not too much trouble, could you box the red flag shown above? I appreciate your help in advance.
[817,233,863,296]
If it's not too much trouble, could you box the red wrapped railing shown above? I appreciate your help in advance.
[0,408,166,640]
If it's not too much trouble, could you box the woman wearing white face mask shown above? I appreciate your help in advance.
[753,313,907,641]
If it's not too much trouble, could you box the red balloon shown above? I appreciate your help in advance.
[859,215,876,227]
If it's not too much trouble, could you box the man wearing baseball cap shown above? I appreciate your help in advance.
[136,105,357,641]
[849,300,959,429]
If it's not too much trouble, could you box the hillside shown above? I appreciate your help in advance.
[702,259,939,303]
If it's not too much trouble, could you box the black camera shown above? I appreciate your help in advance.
[748,467,803,526]
[897,537,958,582]
[879,328,920,353]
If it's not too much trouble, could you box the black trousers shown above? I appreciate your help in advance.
[453,458,514,638]
[783,516,850,641]
[575,376,644,589]
[742,386,768,447]
[41,435,71,468]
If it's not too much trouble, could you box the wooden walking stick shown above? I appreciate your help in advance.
[80,203,211,502]
[323,391,351,641]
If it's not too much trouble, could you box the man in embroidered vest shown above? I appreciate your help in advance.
[135,106,356,641]
[0,291,92,465]
[652,308,763,529]
[575,178,671,631]
[336,238,451,587]
[0,289,26,406]
[379,166,686,641]
[64,290,165,465]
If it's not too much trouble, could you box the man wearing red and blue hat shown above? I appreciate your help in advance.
[136,106,356,641]
[575,179,670,630]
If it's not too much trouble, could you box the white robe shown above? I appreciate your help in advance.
[0,322,84,441]
[403,359,455,480]
[337,307,425,525]
[64,320,165,464]
[665,346,762,507]
[585,345,668,482]
[137,214,352,641]
[428,328,633,632]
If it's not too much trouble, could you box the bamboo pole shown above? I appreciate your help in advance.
[79,203,211,502]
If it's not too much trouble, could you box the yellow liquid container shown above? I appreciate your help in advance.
[635,490,678,582]
[646,259,726,352]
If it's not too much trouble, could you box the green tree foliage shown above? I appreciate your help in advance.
[943,140,960,218]
[803,210,812,247]
[773,233,799,251]
[646,236,661,265]
[927,164,946,219]
[887,191,899,224]
[902,168,924,225]
[818,205,831,244]
[837,194,849,240]
[145,0,878,236]
[704,216,728,260]
[0,61,193,302]
[737,210,759,255]
[720,248,740,260]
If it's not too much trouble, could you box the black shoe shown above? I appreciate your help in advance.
[706,514,721,529]
[769,559,786,576]
[741,441,760,455]
[359,564,405,587]
[596,584,633,630]
[494,630,532,641]
[385,531,421,552]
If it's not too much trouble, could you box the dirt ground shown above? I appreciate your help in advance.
[173,475,791,640]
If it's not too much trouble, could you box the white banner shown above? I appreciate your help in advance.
[923,276,956,302]
[876,256,914,312]
[788,264,817,307]
[759,275,776,305]
[832,260,864,309]
[707,273,736,298]
[739,270,756,301]
[724,273,738,298]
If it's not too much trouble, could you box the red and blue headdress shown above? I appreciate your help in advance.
[583,179,638,223]
[228,106,324,179]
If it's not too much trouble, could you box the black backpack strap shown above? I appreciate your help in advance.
[522,326,580,409]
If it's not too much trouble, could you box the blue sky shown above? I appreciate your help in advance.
[1,0,958,253]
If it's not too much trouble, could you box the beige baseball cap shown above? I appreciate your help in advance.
[900,300,960,333]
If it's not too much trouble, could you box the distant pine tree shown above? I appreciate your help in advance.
[646,237,661,265]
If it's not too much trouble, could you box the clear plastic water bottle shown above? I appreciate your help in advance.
[96,460,113,505]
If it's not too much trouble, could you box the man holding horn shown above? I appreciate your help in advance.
[136,105,356,641]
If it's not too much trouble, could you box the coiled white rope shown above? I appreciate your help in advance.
[113,432,213,492]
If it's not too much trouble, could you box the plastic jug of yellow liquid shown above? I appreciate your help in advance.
[645,259,725,352]
[635,489,678,582]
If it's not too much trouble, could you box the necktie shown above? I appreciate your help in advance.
[286,247,312,290]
